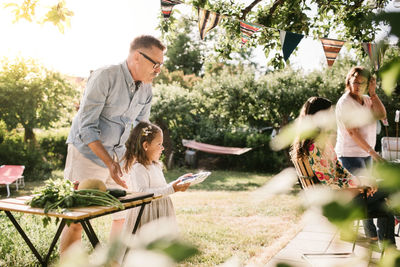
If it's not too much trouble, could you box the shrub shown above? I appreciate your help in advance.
[37,129,69,170]
[204,131,286,172]
[0,130,52,181]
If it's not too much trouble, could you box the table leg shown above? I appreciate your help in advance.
[86,220,100,245]
[81,220,99,248]
[4,211,44,265]
[44,219,66,264]
[132,202,148,234]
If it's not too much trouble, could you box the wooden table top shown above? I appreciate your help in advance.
[0,193,159,220]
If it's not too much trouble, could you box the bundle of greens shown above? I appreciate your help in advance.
[27,179,124,214]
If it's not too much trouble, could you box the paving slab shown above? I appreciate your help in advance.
[265,211,400,267]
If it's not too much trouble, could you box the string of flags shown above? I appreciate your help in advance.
[198,8,222,40]
[160,0,386,69]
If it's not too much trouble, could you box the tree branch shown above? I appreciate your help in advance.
[268,0,285,17]
[240,0,263,20]
[240,0,285,21]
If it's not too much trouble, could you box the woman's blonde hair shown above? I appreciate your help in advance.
[123,121,162,172]
[345,66,371,92]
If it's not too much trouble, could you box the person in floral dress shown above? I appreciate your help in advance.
[291,97,395,245]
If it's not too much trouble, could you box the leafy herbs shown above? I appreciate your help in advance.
[26,179,124,226]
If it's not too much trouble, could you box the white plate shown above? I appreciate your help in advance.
[177,171,211,186]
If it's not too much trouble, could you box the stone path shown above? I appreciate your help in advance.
[265,211,399,267]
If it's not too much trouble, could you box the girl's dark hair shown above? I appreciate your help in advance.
[345,66,371,92]
[290,97,332,159]
[123,121,162,172]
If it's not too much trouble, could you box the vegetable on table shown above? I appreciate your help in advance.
[27,179,124,214]
[77,178,107,191]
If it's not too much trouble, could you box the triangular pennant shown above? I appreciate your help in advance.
[198,8,222,40]
[320,37,345,67]
[160,0,182,20]
[239,20,263,46]
[279,30,304,62]
[362,42,385,71]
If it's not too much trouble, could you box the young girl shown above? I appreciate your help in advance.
[120,121,190,237]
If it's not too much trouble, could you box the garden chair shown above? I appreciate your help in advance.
[0,165,25,197]
[381,137,400,161]
[290,156,387,262]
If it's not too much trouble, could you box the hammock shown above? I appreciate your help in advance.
[182,139,252,155]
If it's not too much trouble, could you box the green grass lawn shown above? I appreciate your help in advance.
[0,168,303,266]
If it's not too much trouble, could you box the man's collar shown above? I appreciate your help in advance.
[122,60,135,87]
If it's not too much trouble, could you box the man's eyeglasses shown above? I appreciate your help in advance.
[139,51,163,69]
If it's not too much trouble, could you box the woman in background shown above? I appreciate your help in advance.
[335,66,386,241]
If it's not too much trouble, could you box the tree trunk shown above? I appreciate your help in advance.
[24,127,36,144]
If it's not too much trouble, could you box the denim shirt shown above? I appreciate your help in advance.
[67,61,152,167]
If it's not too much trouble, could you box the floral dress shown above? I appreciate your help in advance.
[308,142,357,189]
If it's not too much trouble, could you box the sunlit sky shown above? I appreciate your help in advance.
[0,0,397,77]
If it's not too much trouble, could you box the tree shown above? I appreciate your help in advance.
[3,0,74,33]
[0,58,77,142]
[162,17,204,76]
[163,0,391,69]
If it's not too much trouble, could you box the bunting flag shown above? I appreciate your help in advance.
[320,37,345,67]
[279,30,304,61]
[198,8,222,40]
[239,20,262,46]
[160,0,182,20]
[362,42,385,71]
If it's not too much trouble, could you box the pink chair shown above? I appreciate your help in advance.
[0,165,25,197]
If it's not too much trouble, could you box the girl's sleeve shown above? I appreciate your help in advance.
[131,165,175,196]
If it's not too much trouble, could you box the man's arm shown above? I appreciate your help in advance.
[88,140,127,188]
[79,71,127,188]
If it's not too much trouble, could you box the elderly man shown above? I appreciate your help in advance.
[60,35,165,256]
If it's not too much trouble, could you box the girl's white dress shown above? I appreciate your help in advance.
[123,162,177,230]
[118,162,178,264]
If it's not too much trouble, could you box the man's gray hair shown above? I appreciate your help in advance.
[130,35,165,52]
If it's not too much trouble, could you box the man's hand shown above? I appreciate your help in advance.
[88,141,127,189]
[108,161,127,189]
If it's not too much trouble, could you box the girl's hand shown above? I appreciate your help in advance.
[172,179,190,192]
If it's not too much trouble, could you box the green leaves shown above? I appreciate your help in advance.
[42,0,74,33]
[163,0,391,68]
[373,12,400,45]
[3,0,74,33]
[27,179,124,226]
[379,58,400,95]
[146,239,198,262]
[3,0,38,22]
[0,57,77,142]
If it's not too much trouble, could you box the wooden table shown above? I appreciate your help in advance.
[0,193,158,267]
